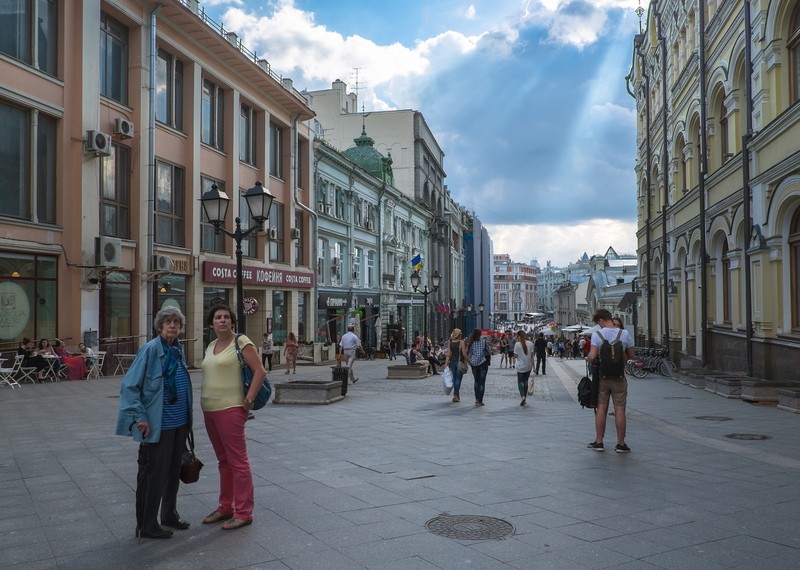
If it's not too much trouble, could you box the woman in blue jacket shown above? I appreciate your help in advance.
[116,307,192,540]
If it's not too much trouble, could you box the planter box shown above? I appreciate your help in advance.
[707,376,743,399]
[687,372,706,389]
[741,381,800,403]
[387,364,430,379]
[776,389,800,413]
[272,380,344,405]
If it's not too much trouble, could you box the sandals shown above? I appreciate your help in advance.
[221,517,252,530]
[202,510,233,524]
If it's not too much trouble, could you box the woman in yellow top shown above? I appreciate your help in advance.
[200,303,266,530]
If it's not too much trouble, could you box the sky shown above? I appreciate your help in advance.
[200,0,642,267]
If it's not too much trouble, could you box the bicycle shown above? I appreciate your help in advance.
[627,347,675,378]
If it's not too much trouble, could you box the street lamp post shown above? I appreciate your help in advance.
[410,269,440,353]
[200,181,274,335]
[465,301,485,331]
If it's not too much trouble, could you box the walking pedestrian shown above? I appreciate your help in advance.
[388,336,397,360]
[513,330,534,406]
[284,332,298,374]
[443,328,468,403]
[261,333,273,372]
[338,325,362,384]
[465,328,490,407]
[534,332,548,375]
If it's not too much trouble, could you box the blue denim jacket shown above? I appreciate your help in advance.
[115,336,192,443]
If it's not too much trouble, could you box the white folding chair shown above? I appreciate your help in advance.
[13,355,38,384]
[87,351,106,379]
[0,357,21,389]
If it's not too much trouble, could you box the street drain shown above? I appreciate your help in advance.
[725,433,772,440]
[665,396,692,400]
[694,415,733,421]
[426,514,514,540]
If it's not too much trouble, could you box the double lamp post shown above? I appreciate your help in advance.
[200,181,274,335]
[410,269,440,352]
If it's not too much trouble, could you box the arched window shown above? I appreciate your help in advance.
[719,101,730,163]
[790,208,800,330]
[789,3,800,103]
[722,240,731,324]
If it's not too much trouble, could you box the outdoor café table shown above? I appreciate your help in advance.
[112,354,136,376]
[41,354,60,381]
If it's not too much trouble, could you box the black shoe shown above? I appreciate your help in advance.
[520,398,526,406]
[246,411,255,421]
[587,441,604,452]
[161,518,190,530]
[136,527,174,539]
[615,443,631,453]
[351,377,359,384]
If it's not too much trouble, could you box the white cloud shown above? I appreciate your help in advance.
[464,4,477,20]
[202,0,243,6]
[486,219,637,267]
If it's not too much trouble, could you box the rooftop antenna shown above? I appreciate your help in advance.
[350,67,368,112]
[635,0,644,33]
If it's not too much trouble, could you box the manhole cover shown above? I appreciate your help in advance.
[694,415,733,421]
[426,514,514,540]
[725,433,772,440]
[665,396,692,400]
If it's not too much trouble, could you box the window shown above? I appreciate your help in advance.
[317,238,327,283]
[0,102,56,223]
[0,252,58,340]
[101,271,131,339]
[790,209,800,330]
[719,101,729,163]
[239,104,257,165]
[0,0,56,76]
[721,241,731,324]
[353,247,361,284]
[790,3,800,103]
[294,212,304,266]
[269,122,284,178]
[199,177,225,253]
[201,79,224,150]
[239,187,257,258]
[156,50,183,130]
[269,202,285,262]
[100,144,130,238]
[100,12,128,104]
[155,161,184,247]
[367,251,375,288]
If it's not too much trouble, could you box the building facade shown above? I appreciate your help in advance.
[492,254,538,328]
[630,0,800,379]
[0,0,314,365]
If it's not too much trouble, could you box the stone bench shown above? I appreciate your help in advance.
[272,380,344,405]
[741,381,800,404]
[776,389,800,413]
[676,368,705,385]
[387,364,430,379]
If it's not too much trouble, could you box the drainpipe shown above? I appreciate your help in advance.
[742,2,754,376]
[698,0,709,366]
[146,4,162,338]
[654,4,671,353]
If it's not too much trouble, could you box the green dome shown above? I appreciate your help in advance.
[343,128,394,185]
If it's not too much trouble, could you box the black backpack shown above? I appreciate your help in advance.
[595,329,626,379]
[577,375,594,408]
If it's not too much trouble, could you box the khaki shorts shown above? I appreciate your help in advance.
[598,376,627,407]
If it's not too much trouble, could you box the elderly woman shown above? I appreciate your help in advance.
[201,303,266,530]
[115,307,192,540]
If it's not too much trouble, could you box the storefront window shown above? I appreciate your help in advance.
[297,292,306,341]
[0,252,57,341]
[156,275,186,316]
[272,290,287,342]
[203,287,229,347]
[100,271,131,340]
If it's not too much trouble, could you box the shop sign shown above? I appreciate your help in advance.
[203,261,314,289]
[396,297,425,305]
[354,294,380,307]
[318,293,349,309]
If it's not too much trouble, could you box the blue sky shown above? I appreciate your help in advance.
[201,0,641,266]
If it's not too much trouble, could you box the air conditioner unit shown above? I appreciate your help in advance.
[291,228,301,240]
[114,118,135,138]
[268,228,278,240]
[365,220,374,231]
[154,254,173,272]
[86,130,112,156]
[325,204,333,215]
[95,236,122,267]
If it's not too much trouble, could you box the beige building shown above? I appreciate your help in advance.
[492,254,537,328]
[0,0,314,366]
[629,0,800,380]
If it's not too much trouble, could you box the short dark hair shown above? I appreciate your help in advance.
[206,303,236,328]
[593,308,613,323]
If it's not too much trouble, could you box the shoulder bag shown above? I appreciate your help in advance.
[179,429,203,484]
[235,334,272,410]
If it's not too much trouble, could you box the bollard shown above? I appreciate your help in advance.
[332,366,349,396]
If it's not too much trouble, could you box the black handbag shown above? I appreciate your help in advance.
[179,430,203,484]
[235,334,271,410]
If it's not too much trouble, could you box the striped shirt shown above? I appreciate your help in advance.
[162,362,190,430]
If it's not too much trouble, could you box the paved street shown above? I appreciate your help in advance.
[1,355,799,569]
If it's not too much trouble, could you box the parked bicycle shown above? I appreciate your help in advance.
[626,347,675,378]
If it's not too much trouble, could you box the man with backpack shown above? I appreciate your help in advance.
[585,309,635,453]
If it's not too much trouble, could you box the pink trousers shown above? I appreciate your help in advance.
[203,407,254,520]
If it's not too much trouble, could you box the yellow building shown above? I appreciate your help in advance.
[0,0,314,366]
[629,0,800,381]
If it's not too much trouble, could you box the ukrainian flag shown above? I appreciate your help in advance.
[411,253,423,272]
